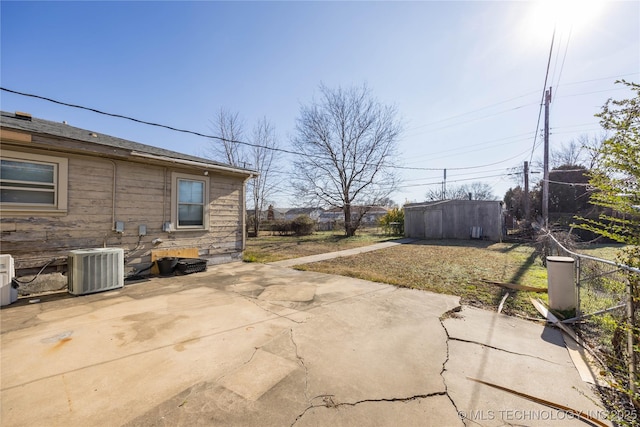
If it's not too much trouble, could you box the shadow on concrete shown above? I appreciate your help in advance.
[540,324,566,347]
[3,277,153,311]
[5,290,74,309]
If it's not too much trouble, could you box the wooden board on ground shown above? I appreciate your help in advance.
[482,279,547,293]
[530,297,611,387]
[150,248,199,275]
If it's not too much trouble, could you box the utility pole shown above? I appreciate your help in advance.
[524,161,530,220]
[542,87,552,228]
[442,168,447,200]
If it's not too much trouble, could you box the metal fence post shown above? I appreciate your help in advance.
[627,277,637,401]
[576,257,581,319]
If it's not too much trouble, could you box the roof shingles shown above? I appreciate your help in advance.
[0,111,254,175]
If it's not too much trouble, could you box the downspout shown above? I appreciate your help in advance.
[241,176,248,251]
[110,160,117,227]
[163,167,168,225]
[240,173,256,251]
[105,159,117,247]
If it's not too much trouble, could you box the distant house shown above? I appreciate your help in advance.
[318,205,388,225]
[318,207,344,223]
[360,206,389,224]
[267,206,287,220]
[0,111,255,291]
[404,200,504,241]
[246,208,286,221]
[284,207,324,221]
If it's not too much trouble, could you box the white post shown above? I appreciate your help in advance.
[547,256,576,312]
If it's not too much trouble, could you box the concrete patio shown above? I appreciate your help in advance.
[1,262,609,426]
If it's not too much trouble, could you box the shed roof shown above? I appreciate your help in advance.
[405,199,503,209]
[0,111,256,177]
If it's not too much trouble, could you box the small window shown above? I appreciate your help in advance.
[0,151,68,213]
[171,172,209,230]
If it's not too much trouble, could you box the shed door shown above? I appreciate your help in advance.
[424,210,443,239]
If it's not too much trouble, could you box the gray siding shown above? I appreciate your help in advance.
[404,200,503,241]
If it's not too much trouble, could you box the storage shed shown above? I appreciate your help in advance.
[404,200,504,241]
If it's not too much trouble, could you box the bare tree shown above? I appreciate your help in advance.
[550,140,584,169]
[291,83,402,236]
[576,132,607,169]
[206,109,282,237]
[207,108,246,167]
[536,132,608,170]
[468,181,496,200]
[426,181,495,201]
[247,117,280,235]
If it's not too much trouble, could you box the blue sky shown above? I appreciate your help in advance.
[1,1,638,206]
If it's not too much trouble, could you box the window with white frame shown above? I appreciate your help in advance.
[0,150,68,213]
[171,172,209,230]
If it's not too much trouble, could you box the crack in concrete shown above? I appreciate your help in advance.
[447,336,565,366]
[328,391,448,407]
[291,304,466,427]
[438,307,539,427]
[439,307,466,426]
[290,392,449,426]
[289,328,310,401]
[213,346,259,383]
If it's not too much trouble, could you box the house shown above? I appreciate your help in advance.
[318,207,344,224]
[247,206,288,221]
[360,206,389,224]
[404,200,504,241]
[317,206,389,230]
[284,207,324,221]
[0,111,255,293]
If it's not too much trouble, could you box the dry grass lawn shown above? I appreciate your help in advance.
[246,232,628,318]
[294,240,548,316]
[243,230,396,263]
[245,232,550,317]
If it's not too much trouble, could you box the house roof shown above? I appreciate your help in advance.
[285,207,324,215]
[322,205,388,213]
[0,111,256,177]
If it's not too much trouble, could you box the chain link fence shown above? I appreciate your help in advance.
[542,231,639,424]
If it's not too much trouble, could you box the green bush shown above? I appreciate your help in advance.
[379,207,404,235]
[271,219,293,235]
[291,215,315,236]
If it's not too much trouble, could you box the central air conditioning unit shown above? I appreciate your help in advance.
[68,248,124,296]
[0,254,18,306]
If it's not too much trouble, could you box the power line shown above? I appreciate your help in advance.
[404,102,538,137]
[411,135,535,164]
[1,82,619,190]
[404,73,637,136]
[394,173,513,189]
[560,72,639,87]
[529,27,556,164]
[405,91,539,132]
[1,86,544,176]
[544,179,590,186]
[551,25,573,102]
[559,87,630,98]
[0,86,306,158]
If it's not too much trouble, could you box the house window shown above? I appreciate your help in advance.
[171,172,209,230]
[0,150,68,213]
